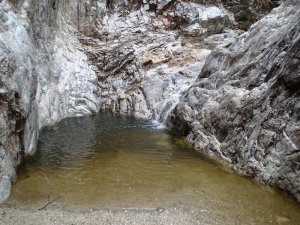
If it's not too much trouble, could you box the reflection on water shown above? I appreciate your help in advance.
[11,113,300,224]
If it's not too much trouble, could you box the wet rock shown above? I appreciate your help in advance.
[169,103,194,136]
[0,176,11,203]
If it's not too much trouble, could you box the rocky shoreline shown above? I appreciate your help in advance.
[0,204,262,225]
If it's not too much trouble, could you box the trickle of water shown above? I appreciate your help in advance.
[155,83,190,124]
[10,113,300,224]
[151,119,166,129]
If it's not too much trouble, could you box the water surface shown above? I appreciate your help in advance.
[10,113,300,224]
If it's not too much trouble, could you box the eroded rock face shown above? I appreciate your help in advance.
[76,0,241,124]
[0,0,102,202]
[0,1,38,202]
[168,0,300,201]
[80,0,234,120]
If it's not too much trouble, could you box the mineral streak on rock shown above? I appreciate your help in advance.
[0,0,299,203]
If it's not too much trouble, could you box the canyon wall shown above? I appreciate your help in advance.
[0,0,102,201]
[168,0,300,201]
[0,0,299,202]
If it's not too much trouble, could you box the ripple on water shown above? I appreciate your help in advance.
[10,113,300,224]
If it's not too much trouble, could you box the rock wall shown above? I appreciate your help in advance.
[80,1,234,120]
[0,0,38,201]
[0,0,102,202]
[168,0,300,201]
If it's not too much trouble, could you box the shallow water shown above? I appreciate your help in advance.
[10,113,300,224]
